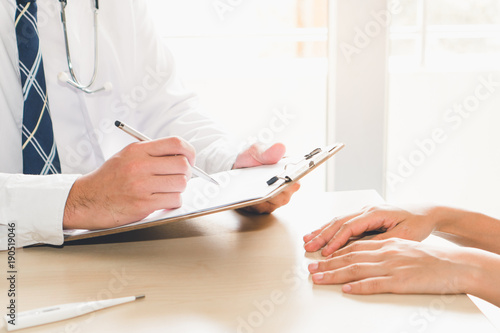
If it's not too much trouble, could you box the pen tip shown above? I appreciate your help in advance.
[135,295,146,300]
[115,120,122,128]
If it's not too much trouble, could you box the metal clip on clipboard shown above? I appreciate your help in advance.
[266,144,343,186]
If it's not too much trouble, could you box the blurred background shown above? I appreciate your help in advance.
[147,0,500,217]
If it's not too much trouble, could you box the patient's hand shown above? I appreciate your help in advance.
[303,205,437,256]
[308,238,473,295]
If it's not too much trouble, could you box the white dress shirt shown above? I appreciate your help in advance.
[0,0,239,249]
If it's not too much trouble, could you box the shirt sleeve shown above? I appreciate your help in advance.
[0,173,79,250]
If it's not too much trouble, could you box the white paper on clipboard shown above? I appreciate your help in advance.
[63,143,344,241]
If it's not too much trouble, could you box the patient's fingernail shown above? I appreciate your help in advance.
[308,262,318,272]
[343,284,352,293]
[313,273,324,282]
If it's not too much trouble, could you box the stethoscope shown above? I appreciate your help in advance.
[57,0,112,94]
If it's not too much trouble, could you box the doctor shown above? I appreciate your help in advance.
[0,0,300,249]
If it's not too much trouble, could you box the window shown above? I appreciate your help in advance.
[390,0,500,71]
[386,0,500,214]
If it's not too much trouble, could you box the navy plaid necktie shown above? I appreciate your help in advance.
[15,0,61,175]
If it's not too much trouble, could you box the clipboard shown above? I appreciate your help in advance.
[63,143,344,242]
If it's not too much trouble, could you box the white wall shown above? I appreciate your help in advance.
[387,70,500,216]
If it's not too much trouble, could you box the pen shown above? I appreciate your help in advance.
[115,120,219,185]
[3,295,145,331]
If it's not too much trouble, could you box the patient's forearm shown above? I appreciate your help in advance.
[432,206,500,255]
[462,248,500,307]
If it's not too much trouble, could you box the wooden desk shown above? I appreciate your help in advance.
[1,190,496,332]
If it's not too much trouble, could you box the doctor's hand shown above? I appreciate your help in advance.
[303,205,438,257]
[63,137,195,230]
[233,143,300,214]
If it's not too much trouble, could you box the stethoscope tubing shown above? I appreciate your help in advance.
[58,0,110,94]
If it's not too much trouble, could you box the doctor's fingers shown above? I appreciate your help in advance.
[143,137,196,166]
[147,155,193,178]
[241,201,276,214]
[139,174,189,194]
[250,142,286,165]
[269,182,300,206]
[238,182,301,214]
[303,212,363,252]
[146,192,184,211]
[241,191,291,214]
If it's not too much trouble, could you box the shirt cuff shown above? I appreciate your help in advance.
[0,173,80,249]
[196,138,240,174]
